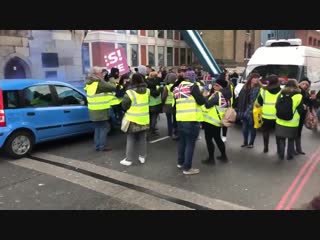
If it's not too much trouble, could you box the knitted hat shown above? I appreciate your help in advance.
[137,65,147,76]
[184,70,196,82]
[215,78,228,88]
[300,77,311,85]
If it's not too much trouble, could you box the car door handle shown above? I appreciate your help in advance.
[27,112,35,116]
[64,110,71,113]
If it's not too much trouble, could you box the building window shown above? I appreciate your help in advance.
[248,43,252,58]
[158,30,164,38]
[167,30,173,39]
[148,46,155,66]
[117,43,127,58]
[130,44,139,66]
[167,47,173,66]
[174,48,179,66]
[148,30,155,37]
[82,43,90,74]
[117,30,126,34]
[187,48,192,65]
[309,37,313,45]
[314,39,317,46]
[180,48,186,65]
[267,33,271,40]
[158,46,164,66]
[130,30,138,35]
[318,40,320,47]
[45,71,57,79]
[246,30,251,34]
[42,53,59,68]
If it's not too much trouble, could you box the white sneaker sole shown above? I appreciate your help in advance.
[138,156,146,164]
[120,159,132,166]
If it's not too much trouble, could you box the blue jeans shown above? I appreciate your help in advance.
[94,120,110,150]
[166,112,177,136]
[242,119,256,145]
[177,122,200,170]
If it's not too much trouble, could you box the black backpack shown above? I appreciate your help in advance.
[276,94,296,121]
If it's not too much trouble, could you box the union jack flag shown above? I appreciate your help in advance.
[174,83,192,99]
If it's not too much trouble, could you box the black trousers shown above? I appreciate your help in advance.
[278,137,295,158]
[203,122,226,159]
[222,126,228,137]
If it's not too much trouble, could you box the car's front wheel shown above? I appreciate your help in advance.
[4,130,34,159]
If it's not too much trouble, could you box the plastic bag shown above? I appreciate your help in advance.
[121,117,130,133]
[253,105,263,129]
[304,108,318,130]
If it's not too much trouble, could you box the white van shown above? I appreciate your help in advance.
[234,39,320,97]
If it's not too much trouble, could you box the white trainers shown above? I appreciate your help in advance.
[138,155,146,164]
[177,164,183,169]
[222,136,227,142]
[120,159,132,166]
[183,168,200,175]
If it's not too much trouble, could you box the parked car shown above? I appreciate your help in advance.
[0,79,95,158]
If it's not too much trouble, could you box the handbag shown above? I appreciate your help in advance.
[121,116,130,133]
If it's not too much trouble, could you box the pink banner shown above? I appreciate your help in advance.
[103,48,129,75]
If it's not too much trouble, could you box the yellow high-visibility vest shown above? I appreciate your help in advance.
[149,85,162,106]
[202,91,227,127]
[175,81,203,122]
[84,82,113,110]
[165,84,174,105]
[125,89,150,125]
[261,89,281,120]
[276,94,302,127]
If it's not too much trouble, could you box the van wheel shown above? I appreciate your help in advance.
[4,130,34,159]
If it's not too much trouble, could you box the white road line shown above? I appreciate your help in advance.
[149,136,170,144]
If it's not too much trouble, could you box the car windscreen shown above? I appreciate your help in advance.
[244,64,300,84]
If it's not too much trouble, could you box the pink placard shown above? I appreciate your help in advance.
[103,48,129,75]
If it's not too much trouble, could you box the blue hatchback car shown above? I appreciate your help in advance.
[0,79,95,158]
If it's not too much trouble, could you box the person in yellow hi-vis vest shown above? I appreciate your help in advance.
[84,66,116,152]
[202,78,229,164]
[256,75,281,153]
[120,74,150,166]
[275,79,303,161]
[216,72,233,143]
[173,70,205,175]
[146,71,163,136]
[162,72,178,139]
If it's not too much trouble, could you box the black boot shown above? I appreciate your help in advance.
[295,137,305,155]
[202,157,215,165]
[263,132,269,153]
[217,154,228,162]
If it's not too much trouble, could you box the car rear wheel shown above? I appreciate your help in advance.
[4,130,34,159]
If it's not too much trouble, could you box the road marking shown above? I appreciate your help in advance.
[149,136,170,143]
[275,145,320,210]
[284,155,320,210]
[28,152,251,210]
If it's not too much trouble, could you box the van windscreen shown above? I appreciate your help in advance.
[244,64,300,84]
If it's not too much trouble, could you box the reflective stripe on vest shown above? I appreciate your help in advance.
[165,84,174,105]
[175,81,203,122]
[261,89,281,120]
[276,94,302,127]
[202,91,227,127]
[149,85,162,107]
[125,89,150,125]
[85,82,112,110]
